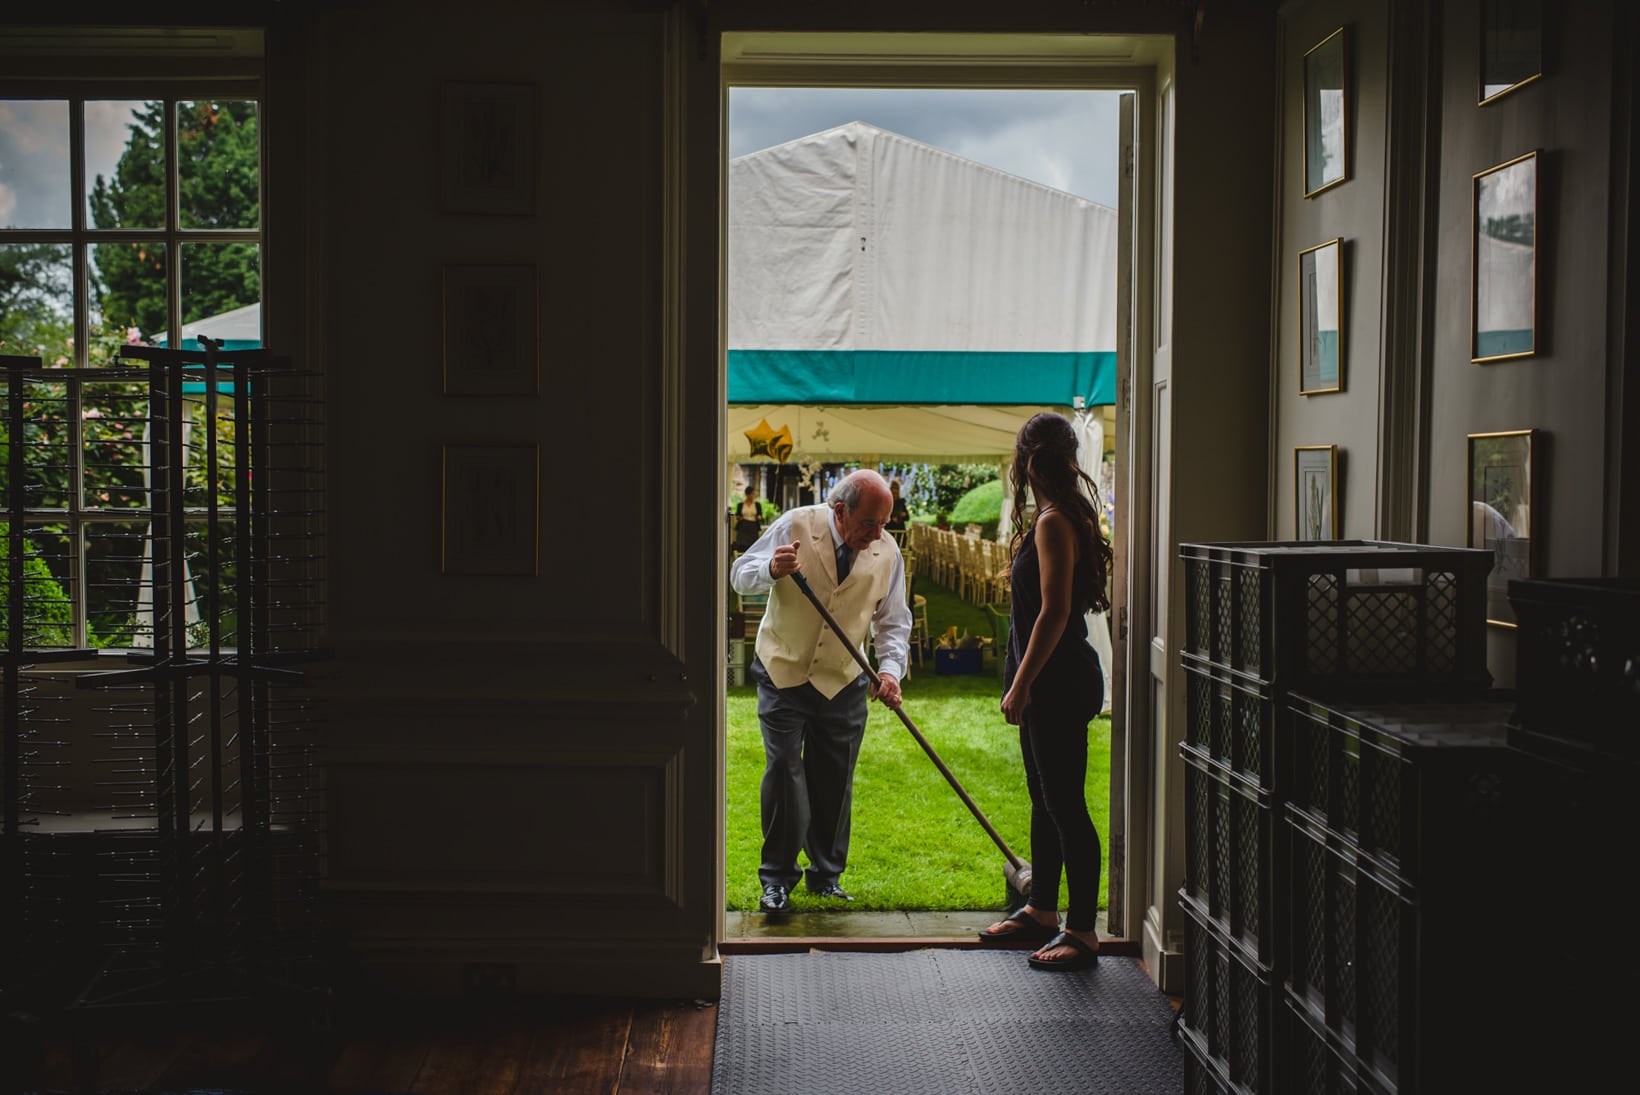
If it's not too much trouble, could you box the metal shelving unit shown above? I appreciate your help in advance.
[0,341,327,1026]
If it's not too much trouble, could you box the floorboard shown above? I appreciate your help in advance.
[513,999,633,1095]
[619,1001,718,1095]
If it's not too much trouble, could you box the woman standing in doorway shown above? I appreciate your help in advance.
[978,412,1111,971]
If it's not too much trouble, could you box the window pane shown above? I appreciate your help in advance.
[19,379,74,509]
[89,240,168,356]
[182,393,237,511]
[0,242,72,362]
[84,520,153,649]
[183,518,238,648]
[178,100,259,230]
[0,523,76,648]
[180,241,259,335]
[82,380,151,510]
[86,100,165,231]
[0,100,70,228]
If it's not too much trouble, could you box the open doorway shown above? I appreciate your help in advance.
[720,44,1151,944]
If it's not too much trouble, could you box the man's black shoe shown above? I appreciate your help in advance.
[810,881,853,901]
[759,884,791,913]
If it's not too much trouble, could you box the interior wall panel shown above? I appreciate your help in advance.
[1430,0,1617,685]
[1275,0,1390,541]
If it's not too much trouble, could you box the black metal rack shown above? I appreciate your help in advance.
[0,341,327,1027]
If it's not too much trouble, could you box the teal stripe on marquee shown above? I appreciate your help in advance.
[727,349,1117,405]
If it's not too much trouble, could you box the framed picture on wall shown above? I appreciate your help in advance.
[441,263,539,395]
[1467,429,1538,627]
[439,81,537,216]
[1302,27,1349,197]
[441,443,540,576]
[1298,238,1344,394]
[1294,445,1339,541]
[1480,0,1543,106]
[1472,152,1538,362]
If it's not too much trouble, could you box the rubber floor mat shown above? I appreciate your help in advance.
[713,949,1183,1094]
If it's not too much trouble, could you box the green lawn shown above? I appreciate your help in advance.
[726,578,1112,913]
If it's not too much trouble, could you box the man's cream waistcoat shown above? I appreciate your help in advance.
[756,505,897,700]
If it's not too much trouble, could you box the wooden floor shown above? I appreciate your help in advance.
[11,995,719,1095]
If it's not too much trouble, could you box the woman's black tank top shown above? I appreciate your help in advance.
[1004,522,1103,720]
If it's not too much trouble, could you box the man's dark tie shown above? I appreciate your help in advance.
[836,542,851,582]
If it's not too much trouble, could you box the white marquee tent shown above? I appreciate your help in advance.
[728,121,1118,463]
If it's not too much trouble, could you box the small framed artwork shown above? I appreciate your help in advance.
[441,443,540,576]
[1299,238,1344,394]
[1294,445,1339,541]
[441,264,539,395]
[1472,151,1538,362]
[1467,429,1537,627]
[439,81,537,216]
[1302,27,1349,197]
[1479,0,1543,106]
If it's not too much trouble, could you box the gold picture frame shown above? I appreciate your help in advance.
[1294,445,1339,541]
[1472,151,1538,363]
[1302,27,1349,197]
[441,263,539,396]
[441,443,540,576]
[439,81,537,216]
[1298,238,1344,394]
[1479,0,1543,106]
[1467,429,1537,627]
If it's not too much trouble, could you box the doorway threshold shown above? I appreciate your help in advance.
[722,909,1130,955]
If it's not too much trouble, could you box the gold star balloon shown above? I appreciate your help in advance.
[744,418,778,459]
[770,424,794,464]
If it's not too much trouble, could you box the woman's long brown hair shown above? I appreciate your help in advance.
[1007,412,1113,614]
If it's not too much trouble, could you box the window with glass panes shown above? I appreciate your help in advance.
[0,92,262,649]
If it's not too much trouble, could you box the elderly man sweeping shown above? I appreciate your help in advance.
[729,469,912,913]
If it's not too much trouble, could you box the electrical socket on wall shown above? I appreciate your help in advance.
[463,962,517,995]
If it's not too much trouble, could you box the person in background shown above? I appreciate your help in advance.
[886,477,910,532]
[732,484,763,554]
[977,412,1112,971]
[729,470,911,913]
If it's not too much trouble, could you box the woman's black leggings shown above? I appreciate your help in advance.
[1019,704,1103,933]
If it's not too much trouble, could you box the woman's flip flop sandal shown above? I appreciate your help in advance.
[1027,930,1100,971]
[977,909,1059,946]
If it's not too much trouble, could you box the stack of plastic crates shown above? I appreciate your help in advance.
[1177,540,1492,1094]
[1501,577,1639,1087]
[1281,693,1516,1093]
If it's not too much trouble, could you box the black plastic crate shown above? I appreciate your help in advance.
[1281,694,1513,888]
[1181,541,1492,694]
[1180,894,1282,1094]
[1508,576,1640,764]
[1285,993,1366,1095]
[1181,746,1278,967]
[1284,816,1410,1088]
[1184,652,1278,792]
[1284,814,1511,1095]
[1183,1028,1234,1095]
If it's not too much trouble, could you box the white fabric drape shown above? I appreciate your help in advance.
[1073,409,1114,714]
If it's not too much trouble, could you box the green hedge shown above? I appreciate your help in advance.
[949,479,1005,540]
[0,524,73,647]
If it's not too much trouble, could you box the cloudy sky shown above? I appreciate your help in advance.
[3,92,1122,225]
[729,87,1123,208]
[0,99,151,228]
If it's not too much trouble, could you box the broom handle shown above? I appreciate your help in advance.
[788,571,1027,872]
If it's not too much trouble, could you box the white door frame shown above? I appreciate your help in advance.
[708,30,1170,951]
